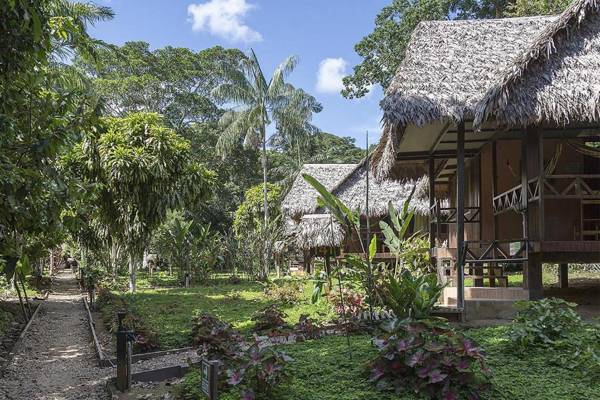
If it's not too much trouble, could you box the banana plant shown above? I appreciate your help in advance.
[379,186,416,273]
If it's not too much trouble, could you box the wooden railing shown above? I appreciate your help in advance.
[430,203,480,224]
[460,239,529,264]
[493,175,600,215]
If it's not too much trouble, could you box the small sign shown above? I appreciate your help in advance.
[200,359,219,400]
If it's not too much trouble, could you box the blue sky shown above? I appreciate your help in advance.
[91,0,389,147]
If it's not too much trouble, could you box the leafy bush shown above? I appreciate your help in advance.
[508,298,583,347]
[508,297,600,378]
[175,367,204,400]
[263,279,303,304]
[327,289,366,317]
[96,287,159,352]
[369,319,491,399]
[294,314,323,339]
[382,271,444,320]
[191,312,243,360]
[226,342,292,400]
[251,305,288,333]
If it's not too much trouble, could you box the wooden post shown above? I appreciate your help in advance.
[428,157,436,250]
[521,136,529,240]
[116,312,132,392]
[456,121,466,310]
[537,130,545,241]
[559,263,569,288]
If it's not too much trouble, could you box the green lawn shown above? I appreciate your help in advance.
[206,328,599,400]
[465,268,599,288]
[123,280,335,349]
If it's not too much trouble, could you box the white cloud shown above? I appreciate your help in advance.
[316,57,348,94]
[187,0,262,43]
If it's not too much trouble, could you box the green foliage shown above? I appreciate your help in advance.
[263,279,303,305]
[382,271,444,320]
[251,305,289,333]
[96,287,159,352]
[226,343,293,400]
[75,41,244,130]
[507,0,571,17]
[0,0,112,265]
[176,368,204,400]
[233,184,283,235]
[120,281,333,349]
[507,298,600,378]
[67,112,214,290]
[508,298,583,347]
[370,319,491,399]
[191,312,243,360]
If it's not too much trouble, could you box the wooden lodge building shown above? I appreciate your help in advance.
[371,0,600,317]
[281,163,429,272]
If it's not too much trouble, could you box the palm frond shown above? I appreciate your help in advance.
[268,54,298,98]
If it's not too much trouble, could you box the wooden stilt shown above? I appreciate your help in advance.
[456,121,466,310]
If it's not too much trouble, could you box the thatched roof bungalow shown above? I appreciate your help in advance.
[282,162,429,251]
[370,0,600,311]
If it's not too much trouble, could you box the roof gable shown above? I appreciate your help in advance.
[281,163,356,218]
[475,0,600,126]
[381,16,556,127]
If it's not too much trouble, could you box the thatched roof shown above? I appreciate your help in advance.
[380,15,556,128]
[295,214,345,250]
[283,161,430,250]
[475,0,600,127]
[331,164,430,216]
[374,0,600,180]
[281,164,355,219]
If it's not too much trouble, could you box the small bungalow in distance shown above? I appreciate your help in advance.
[371,0,600,319]
[281,163,429,273]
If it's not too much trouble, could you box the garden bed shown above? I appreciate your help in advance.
[111,279,335,350]
[173,329,600,400]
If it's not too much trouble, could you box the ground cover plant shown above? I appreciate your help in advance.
[177,329,600,400]
[508,298,600,378]
[119,279,335,349]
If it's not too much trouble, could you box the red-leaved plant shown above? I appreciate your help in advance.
[369,319,491,400]
[191,312,244,360]
[226,342,293,400]
[327,289,366,317]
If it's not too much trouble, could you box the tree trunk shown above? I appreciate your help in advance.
[18,273,32,316]
[14,277,28,320]
[111,241,120,277]
[128,254,137,293]
[262,127,269,279]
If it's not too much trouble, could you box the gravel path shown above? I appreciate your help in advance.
[0,271,110,400]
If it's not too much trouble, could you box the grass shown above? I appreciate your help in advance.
[465,267,599,288]
[123,279,335,349]
[201,327,599,400]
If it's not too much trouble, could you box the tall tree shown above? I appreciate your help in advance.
[67,113,214,291]
[0,0,112,281]
[342,0,572,99]
[212,50,323,228]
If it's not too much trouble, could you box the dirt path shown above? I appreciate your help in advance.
[0,271,109,400]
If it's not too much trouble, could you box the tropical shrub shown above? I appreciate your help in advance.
[508,297,600,378]
[191,312,243,360]
[226,342,292,400]
[263,279,303,304]
[294,314,323,339]
[382,271,444,320]
[251,305,288,333]
[327,289,367,317]
[96,287,159,352]
[508,297,584,347]
[369,319,491,399]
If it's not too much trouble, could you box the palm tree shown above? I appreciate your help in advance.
[212,50,322,221]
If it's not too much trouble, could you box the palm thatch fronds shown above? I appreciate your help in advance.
[475,0,600,127]
[281,163,356,219]
[373,0,600,180]
[294,214,345,250]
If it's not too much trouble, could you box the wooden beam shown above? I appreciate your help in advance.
[559,263,569,288]
[396,150,478,161]
[456,121,466,310]
[429,157,435,250]
[429,122,452,154]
